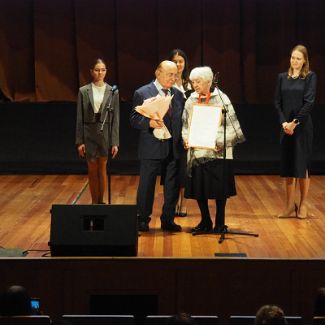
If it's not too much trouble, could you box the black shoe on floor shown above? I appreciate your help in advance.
[161,221,182,232]
[214,225,226,233]
[192,221,213,233]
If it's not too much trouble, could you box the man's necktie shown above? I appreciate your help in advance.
[162,88,172,116]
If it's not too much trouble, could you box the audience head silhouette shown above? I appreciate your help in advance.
[255,305,288,325]
[314,286,325,316]
[0,285,32,316]
[167,313,197,325]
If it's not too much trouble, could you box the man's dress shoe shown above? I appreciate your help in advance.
[161,221,182,232]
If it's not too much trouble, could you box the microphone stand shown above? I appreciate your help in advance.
[214,83,258,245]
[192,75,258,246]
[100,88,116,205]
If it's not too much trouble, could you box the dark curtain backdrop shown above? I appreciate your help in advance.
[0,0,324,103]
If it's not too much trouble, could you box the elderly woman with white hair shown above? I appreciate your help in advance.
[182,66,245,233]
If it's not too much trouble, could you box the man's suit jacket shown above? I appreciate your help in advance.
[75,83,119,147]
[130,82,184,160]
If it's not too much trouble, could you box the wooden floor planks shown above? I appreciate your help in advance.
[0,174,324,258]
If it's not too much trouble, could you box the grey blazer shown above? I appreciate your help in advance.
[75,83,119,148]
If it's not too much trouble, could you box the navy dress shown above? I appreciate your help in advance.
[274,72,317,178]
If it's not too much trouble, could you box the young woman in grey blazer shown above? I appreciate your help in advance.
[76,58,119,204]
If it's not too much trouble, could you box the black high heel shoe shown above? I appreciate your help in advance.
[175,205,187,217]
[178,209,187,217]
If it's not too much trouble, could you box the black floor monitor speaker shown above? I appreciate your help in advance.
[49,204,138,256]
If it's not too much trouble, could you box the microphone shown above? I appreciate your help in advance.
[214,72,220,87]
[210,72,220,92]
[111,85,118,93]
[101,85,118,131]
[106,85,118,113]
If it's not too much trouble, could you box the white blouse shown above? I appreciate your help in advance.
[91,83,106,113]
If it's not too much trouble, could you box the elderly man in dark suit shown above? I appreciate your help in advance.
[130,60,184,232]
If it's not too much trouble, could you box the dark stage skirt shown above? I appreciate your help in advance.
[84,122,109,160]
[185,159,236,200]
[280,132,311,178]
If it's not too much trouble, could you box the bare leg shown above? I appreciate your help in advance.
[298,170,310,219]
[176,188,187,216]
[98,157,108,204]
[278,177,297,218]
[87,159,99,204]
[175,194,180,215]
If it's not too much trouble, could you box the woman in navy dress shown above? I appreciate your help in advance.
[168,49,193,217]
[274,45,317,219]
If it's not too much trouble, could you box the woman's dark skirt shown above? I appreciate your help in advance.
[280,132,311,178]
[185,159,236,200]
[84,122,109,160]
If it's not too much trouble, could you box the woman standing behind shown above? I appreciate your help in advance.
[275,45,317,219]
[169,48,192,99]
[182,66,244,232]
[76,58,119,204]
[168,49,193,217]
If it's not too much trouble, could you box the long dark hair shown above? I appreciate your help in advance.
[168,49,190,90]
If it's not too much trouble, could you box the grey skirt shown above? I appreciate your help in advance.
[84,122,109,160]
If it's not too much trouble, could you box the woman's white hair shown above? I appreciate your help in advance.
[189,66,214,83]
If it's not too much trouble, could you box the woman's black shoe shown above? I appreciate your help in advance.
[191,221,212,233]
[214,225,226,233]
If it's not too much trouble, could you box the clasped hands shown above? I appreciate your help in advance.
[282,121,297,135]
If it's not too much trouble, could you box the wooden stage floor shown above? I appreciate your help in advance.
[0,175,325,258]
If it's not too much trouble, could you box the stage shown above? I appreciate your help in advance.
[0,175,325,324]
[1,0,325,321]
[0,175,324,258]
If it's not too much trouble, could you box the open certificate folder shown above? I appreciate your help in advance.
[188,104,222,149]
